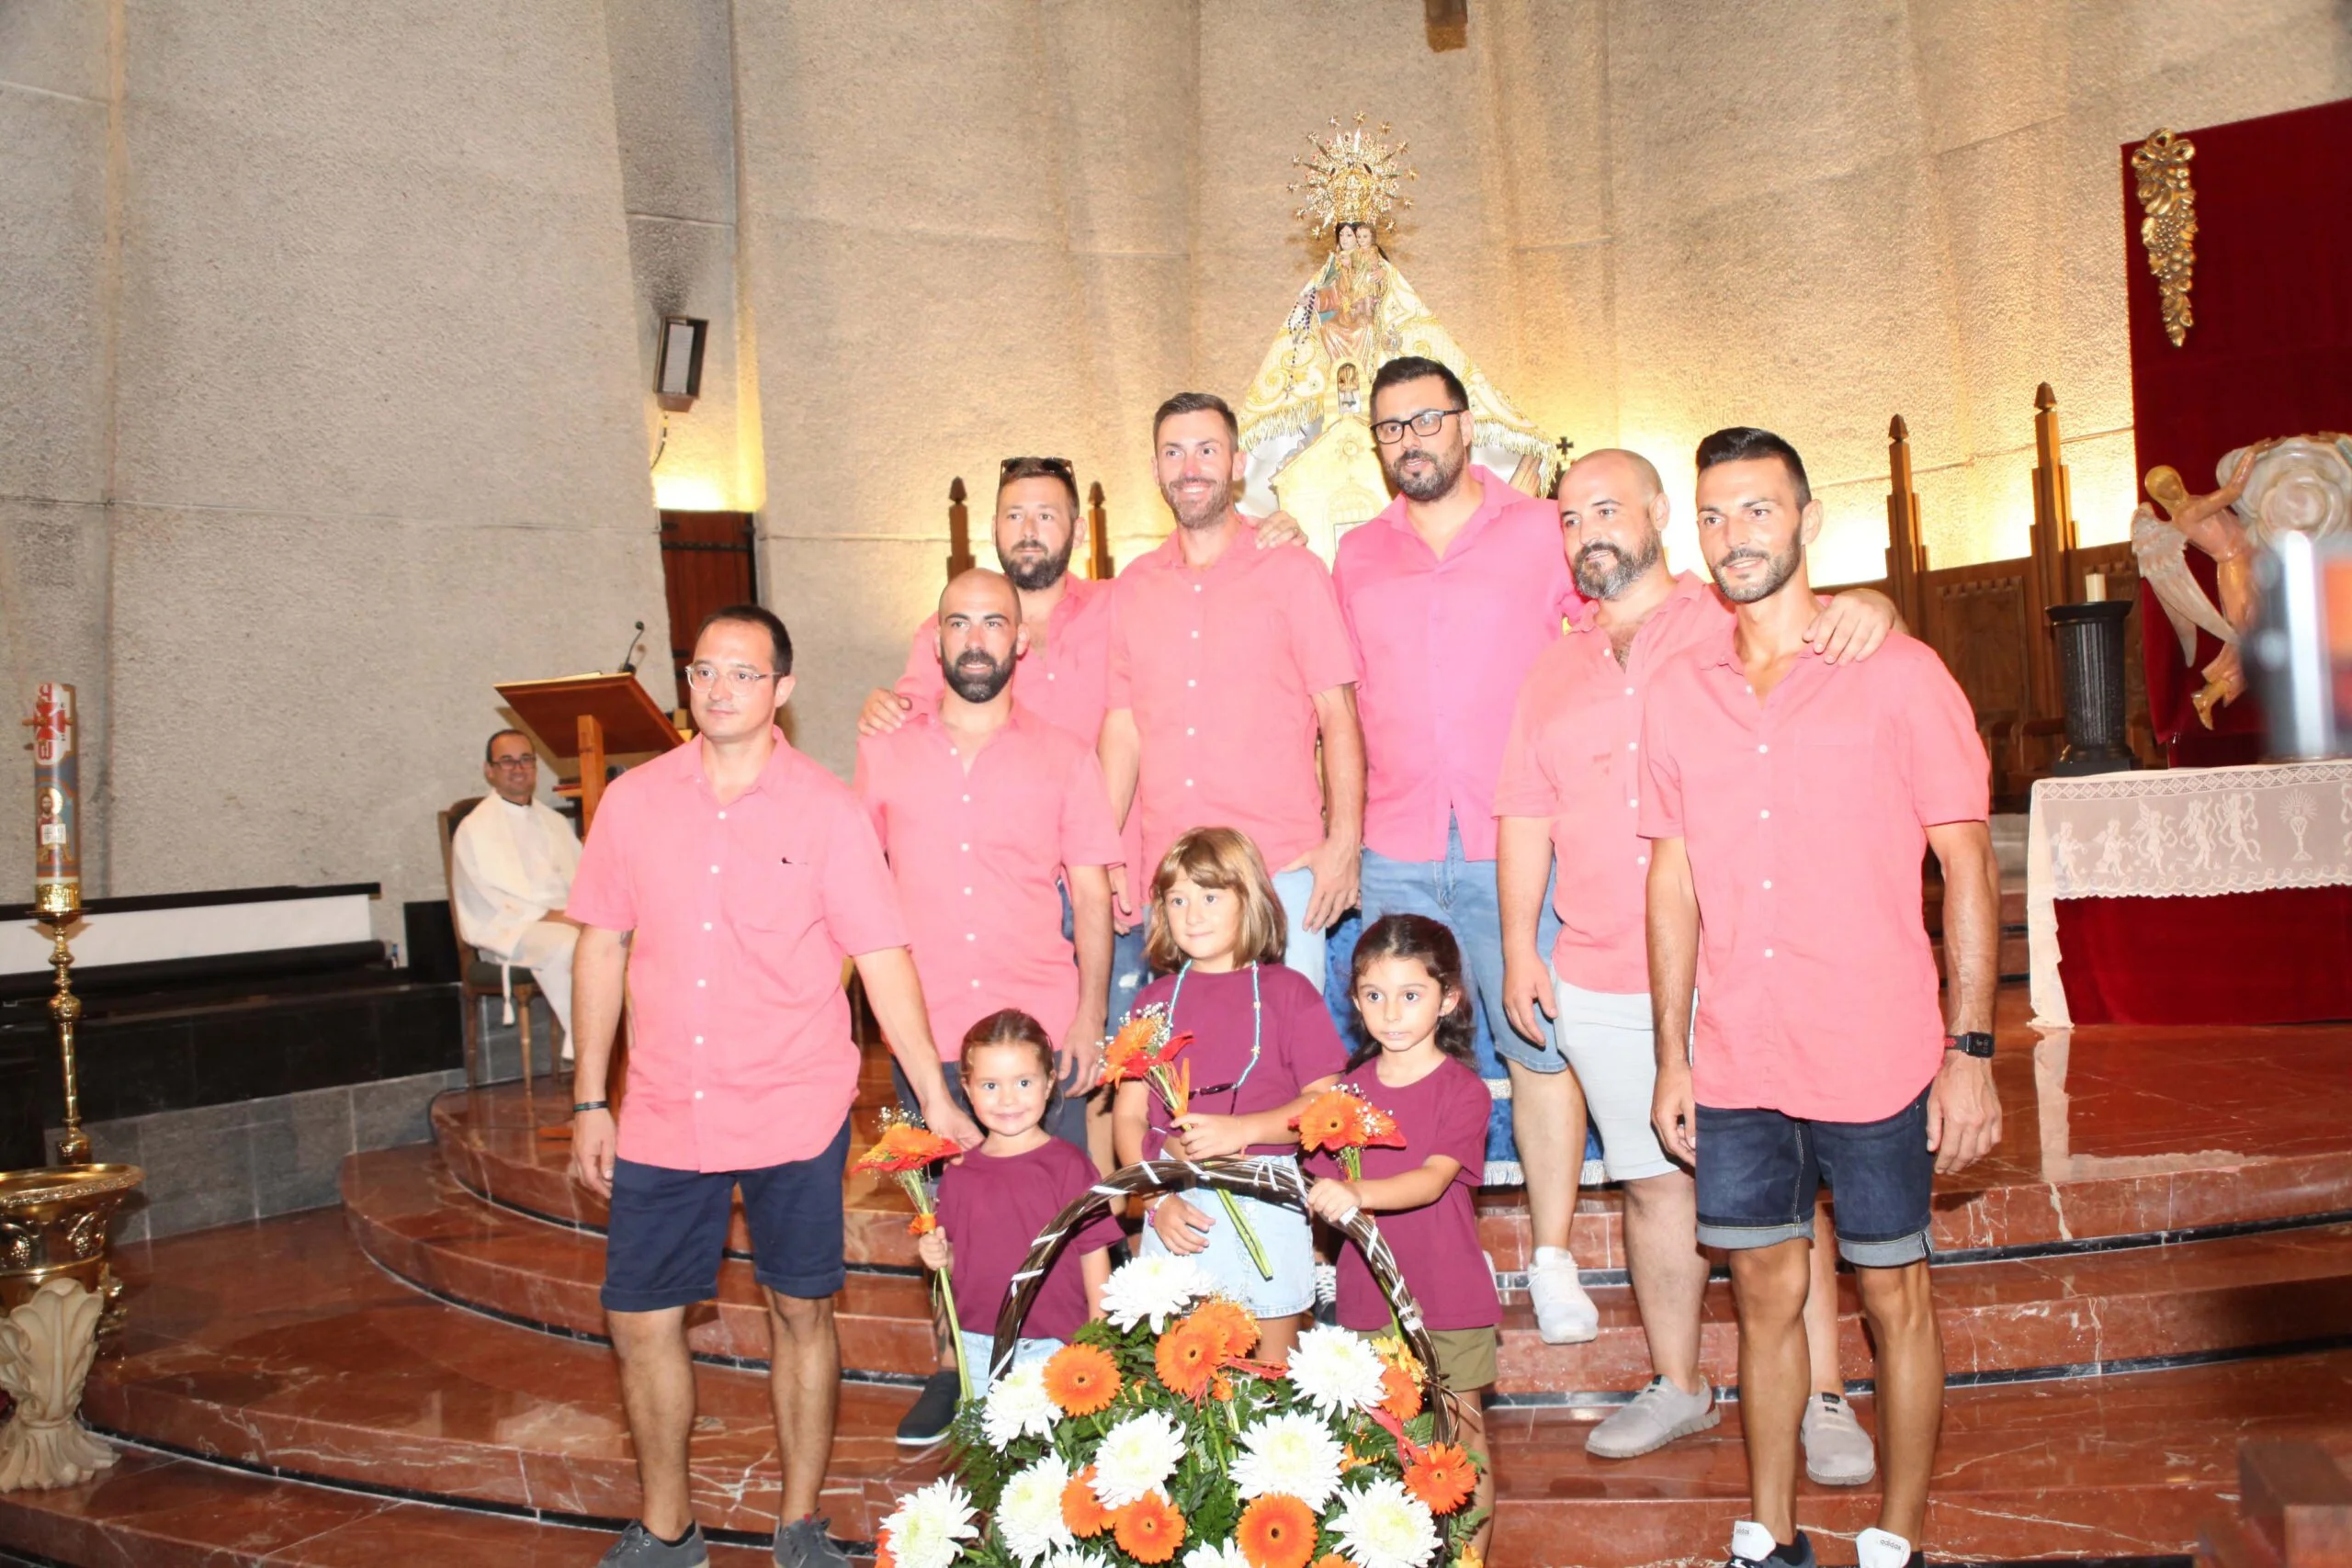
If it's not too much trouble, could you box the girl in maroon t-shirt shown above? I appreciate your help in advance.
[1306,913,1502,1553]
[918,1010,1117,1401]
[1114,828,1347,1364]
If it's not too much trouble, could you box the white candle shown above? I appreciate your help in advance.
[2084,572,2107,603]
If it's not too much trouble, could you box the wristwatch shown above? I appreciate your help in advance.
[1944,1032,1995,1059]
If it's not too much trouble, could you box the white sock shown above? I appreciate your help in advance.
[1532,1245,1577,1271]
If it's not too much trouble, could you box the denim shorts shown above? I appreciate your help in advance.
[1137,1156,1317,1317]
[957,1328,1064,1395]
[1693,1088,1934,1267]
[601,1114,852,1312]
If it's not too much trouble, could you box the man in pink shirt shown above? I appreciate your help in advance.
[1641,429,2002,1568]
[1336,354,1593,1339]
[565,605,980,1568]
[1495,448,1894,1472]
[1099,390,1365,989]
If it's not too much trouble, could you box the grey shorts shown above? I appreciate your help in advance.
[1553,978,1677,1182]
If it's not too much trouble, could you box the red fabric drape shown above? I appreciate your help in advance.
[2053,886,2352,1025]
[2123,97,2352,766]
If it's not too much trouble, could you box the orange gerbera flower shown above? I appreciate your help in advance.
[1155,1316,1221,1400]
[1378,1361,1422,1422]
[1062,1466,1113,1538]
[907,1212,936,1235]
[1236,1493,1318,1568]
[874,1529,897,1568]
[1112,1491,1185,1564]
[1187,1297,1260,1360]
[852,1121,964,1175]
[1402,1442,1478,1515]
[1290,1089,1362,1154]
[1043,1342,1121,1416]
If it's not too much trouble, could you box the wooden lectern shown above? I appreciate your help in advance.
[493,672,684,834]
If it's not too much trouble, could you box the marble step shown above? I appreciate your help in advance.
[83,1209,939,1542]
[0,1449,778,1568]
[48,1203,2352,1566]
[341,1147,940,1378]
[349,1140,2352,1394]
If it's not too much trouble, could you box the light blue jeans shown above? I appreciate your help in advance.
[956,1329,1063,1395]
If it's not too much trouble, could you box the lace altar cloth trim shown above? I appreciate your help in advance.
[2027,760,2352,1026]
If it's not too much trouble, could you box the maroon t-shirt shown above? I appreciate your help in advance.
[934,1137,1118,1341]
[1133,963,1349,1159]
[1315,1056,1499,1333]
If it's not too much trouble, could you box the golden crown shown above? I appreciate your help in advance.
[1290,113,1417,234]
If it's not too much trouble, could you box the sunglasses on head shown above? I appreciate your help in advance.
[1000,456,1076,479]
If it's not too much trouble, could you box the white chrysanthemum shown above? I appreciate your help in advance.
[1230,1409,1348,1508]
[1328,1475,1440,1568]
[996,1451,1077,1565]
[983,1360,1060,1447]
[1179,1540,1251,1568]
[1089,1408,1189,1508]
[1100,1253,1214,1332]
[878,1476,978,1568]
[1284,1325,1388,1417]
[1039,1550,1107,1568]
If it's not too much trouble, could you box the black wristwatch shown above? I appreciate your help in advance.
[572,1100,610,1113]
[1944,1032,1995,1059]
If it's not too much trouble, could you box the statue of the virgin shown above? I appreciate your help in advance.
[1236,116,1557,559]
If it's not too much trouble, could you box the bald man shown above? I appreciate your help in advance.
[1495,450,1898,1467]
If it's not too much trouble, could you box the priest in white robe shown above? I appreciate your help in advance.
[452,728,582,1057]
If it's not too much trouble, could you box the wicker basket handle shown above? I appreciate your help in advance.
[987,1155,1458,1442]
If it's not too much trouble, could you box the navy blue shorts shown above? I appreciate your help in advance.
[600,1115,853,1313]
[1693,1087,1934,1268]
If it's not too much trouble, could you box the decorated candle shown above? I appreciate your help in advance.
[32,682,79,911]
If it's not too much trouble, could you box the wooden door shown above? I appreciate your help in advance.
[658,511,758,712]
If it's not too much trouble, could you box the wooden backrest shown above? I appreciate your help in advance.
[439,797,486,975]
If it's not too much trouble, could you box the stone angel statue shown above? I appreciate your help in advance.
[1235,116,1556,560]
[2132,433,2352,726]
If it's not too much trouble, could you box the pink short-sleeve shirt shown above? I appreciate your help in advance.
[854,708,1123,1059]
[1638,630,1989,1122]
[1335,467,1580,863]
[1492,574,1726,993]
[1105,530,1359,875]
[565,731,908,1172]
[894,575,1115,748]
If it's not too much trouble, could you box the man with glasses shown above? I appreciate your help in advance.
[451,728,582,1058]
[566,605,980,1568]
[856,567,1123,1446]
[1333,354,1597,1340]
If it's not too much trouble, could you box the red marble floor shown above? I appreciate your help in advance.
[7,987,2352,1565]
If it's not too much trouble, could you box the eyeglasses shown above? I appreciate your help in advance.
[685,663,780,692]
[1000,456,1076,479]
[1370,407,1467,445]
[489,755,537,770]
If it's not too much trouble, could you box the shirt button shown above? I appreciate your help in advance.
[694,1035,703,1044]
[1759,809,1770,819]
[718,811,727,820]
[1192,630,1200,638]
[962,795,971,803]
[1764,948,1775,958]
[1046,672,1056,681]
[966,932,977,942]
[1636,855,1647,866]
[709,864,719,874]
[960,842,970,852]
[1187,679,1196,688]
[1758,744,1770,754]
[1186,779,1195,787]
[1624,686,1634,696]
[696,978,706,987]
[703,921,712,931]
[1626,741,1637,750]
[970,978,981,987]
[1763,879,1773,890]
[694,1089,705,1100]
[1626,798,1636,808]
[963,886,973,896]
[1186,728,1195,736]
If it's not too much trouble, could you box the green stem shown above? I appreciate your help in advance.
[1216,1189,1272,1280]
[940,1272,972,1404]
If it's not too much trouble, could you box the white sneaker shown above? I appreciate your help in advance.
[1801,1391,1877,1485]
[1726,1521,1814,1567]
[1854,1527,1918,1568]
[1526,1246,1599,1344]
[1585,1374,1719,1458]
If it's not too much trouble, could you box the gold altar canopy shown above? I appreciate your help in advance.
[1237,116,1556,559]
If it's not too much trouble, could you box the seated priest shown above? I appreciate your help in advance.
[452,728,582,1058]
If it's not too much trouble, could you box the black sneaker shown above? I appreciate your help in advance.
[595,1520,710,1567]
[895,1368,960,1447]
[774,1515,851,1568]
[1726,1521,1815,1568]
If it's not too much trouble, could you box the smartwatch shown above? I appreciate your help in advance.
[1944,1032,1995,1059]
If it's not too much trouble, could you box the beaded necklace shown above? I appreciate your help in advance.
[1166,958,1263,1109]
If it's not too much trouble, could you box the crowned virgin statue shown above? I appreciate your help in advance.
[1237,116,1557,559]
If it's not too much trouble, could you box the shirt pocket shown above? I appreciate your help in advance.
[727,859,820,936]
[1799,727,1872,804]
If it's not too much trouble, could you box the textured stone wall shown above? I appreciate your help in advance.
[2,0,669,944]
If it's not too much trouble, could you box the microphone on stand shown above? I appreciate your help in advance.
[616,621,645,676]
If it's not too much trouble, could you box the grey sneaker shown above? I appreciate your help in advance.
[595,1521,709,1568]
[896,1368,960,1447]
[1801,1391,1877,1486]
[775,1515,851,1568]
[1586,1374,1720,1458]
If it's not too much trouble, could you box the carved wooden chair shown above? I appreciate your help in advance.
[438,797,545,1088]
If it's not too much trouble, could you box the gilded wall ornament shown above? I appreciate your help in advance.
[2132,129,2197,347]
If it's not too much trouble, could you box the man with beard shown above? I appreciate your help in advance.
[1642,428,2000,1568]
[1333,354,1596,1339]
[854,569,1123,1446]
[1496,449,1894,1469]
[1099,391,1363,986]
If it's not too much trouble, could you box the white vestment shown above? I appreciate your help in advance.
[451,795,581,1043]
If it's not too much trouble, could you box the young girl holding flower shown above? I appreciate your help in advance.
[1306,913,1502,1549]
[1112,827,1346,1361]
[918,1011,1119,1407]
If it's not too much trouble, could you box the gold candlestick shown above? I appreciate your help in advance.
[35,888,87,1166]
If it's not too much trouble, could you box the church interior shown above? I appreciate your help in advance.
[5,2,2352,1564]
